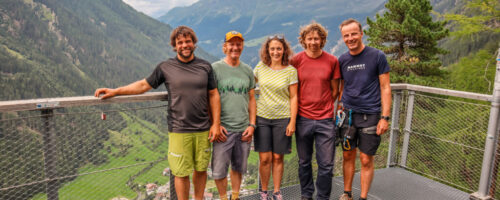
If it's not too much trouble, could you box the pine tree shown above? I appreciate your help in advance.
[445,0,500,38]
[365,0,449,79]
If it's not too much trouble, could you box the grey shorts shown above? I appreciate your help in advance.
[340,113,381,156]
[254,116,292,154]
[211,131,251,179]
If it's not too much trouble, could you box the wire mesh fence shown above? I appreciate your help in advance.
[0,102,172,200]
[0,98,393,200]
[400,92,491,197]
[0,87,499,200]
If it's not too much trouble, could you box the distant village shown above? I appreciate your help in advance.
[111,167,255,200]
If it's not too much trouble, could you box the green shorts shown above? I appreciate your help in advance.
[168,131,211,177]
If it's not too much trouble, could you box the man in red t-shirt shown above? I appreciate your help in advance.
[290,22,341,200]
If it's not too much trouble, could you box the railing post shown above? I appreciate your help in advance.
[471,49,500,200]
[41,109,59,200]
[387,90,402,168]
[169,168,177,200]
[400,90,415,168]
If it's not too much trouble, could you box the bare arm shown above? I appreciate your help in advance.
[241,89,256,142]
[377,72,391,135]
[338,80,344,105]
[248,89,256,125]
[208,88,221,142]
[286,83,298,136]
[94,79,153,99]
[331,79,340,103]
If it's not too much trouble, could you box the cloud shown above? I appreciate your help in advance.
[122,0,199,18]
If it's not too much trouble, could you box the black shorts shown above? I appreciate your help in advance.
[339,113,381,156]
[254,116,292,154]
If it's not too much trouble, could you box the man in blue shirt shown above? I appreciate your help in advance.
[337,19,392,200]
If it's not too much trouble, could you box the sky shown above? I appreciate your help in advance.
[122,0,199,18]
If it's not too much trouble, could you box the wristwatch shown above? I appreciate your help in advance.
[249,124,257,129]
[381,116,390,121]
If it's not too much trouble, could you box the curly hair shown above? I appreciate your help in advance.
[259,35,294,66]
[170,26,198,51]
[298,22,328,49]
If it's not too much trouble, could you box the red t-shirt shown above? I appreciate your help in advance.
[291,51,341,120]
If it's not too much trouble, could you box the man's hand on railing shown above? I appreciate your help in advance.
[94,88,117,99]
[95,79,153,99]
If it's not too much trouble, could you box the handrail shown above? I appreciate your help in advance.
[391,84,492,102]
[0,92,168,112]
[0,84,492,112]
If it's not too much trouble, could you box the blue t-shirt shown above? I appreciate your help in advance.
[339,46,390,114]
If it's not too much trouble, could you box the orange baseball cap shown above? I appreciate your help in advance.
[224,31,244,42]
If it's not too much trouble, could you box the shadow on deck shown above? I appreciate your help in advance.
[242,168,469,200]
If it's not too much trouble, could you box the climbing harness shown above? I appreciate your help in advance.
[337,109,354,151]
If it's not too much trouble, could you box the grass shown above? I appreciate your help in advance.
[244,36,268,47]
[2,45,25,60]
[29,112,305,199]
[31,112,170,200]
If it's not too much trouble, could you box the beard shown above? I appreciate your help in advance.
[178,46,195,60]
[306,44,321,52]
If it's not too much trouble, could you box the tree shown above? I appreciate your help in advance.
[365,0,449,79]
[445,0,500,39]
[449,50,496,94]
[441,0,499,94]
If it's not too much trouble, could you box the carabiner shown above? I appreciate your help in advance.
[343,137,351,150]
[336,110,346,127]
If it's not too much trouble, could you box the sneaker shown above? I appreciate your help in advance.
[229,195,240,200]
[259,190,269,200]
[339,193,353,200]
[272,191,283,200]
[301,197,313,200]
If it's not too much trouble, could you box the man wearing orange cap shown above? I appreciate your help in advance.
[210,31,256,200]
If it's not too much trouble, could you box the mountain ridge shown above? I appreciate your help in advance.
[0,0,217,101]
[158,0,387,66]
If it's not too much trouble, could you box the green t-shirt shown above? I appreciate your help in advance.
[254,61,298,119]
[212,60,255,132]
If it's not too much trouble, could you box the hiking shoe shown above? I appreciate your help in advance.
[339,193,353,200]
[272,191,283,200]
[229,195,240,200]
[259,190,269,200]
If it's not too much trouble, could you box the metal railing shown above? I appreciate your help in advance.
[0,95,173,200]
[1,81,500,199]
[388,86,493,199]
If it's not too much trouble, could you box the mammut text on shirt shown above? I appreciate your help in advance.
[339,46,390,114]
[291,51,341,120]
[146,56,216,133]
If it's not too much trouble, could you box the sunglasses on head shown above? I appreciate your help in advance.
[268,34,285,40]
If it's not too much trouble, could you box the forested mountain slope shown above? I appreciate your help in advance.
[159,0,387,66]
[0,0,216,101]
